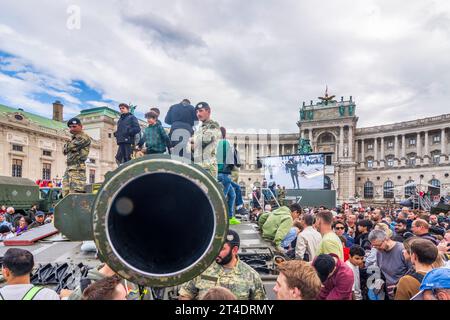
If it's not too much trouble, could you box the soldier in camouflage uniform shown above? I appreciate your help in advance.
[191,102,222,179]
[178,229,266,300]
[62,118,91,197]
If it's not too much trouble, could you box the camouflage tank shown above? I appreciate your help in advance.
[54,155,229,287]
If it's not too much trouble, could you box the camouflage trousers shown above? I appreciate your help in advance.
[63,167,86,197]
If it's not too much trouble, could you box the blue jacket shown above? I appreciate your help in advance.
[164,103,198,135]
[114,113,141,145]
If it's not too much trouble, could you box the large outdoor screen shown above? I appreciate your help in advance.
[262,154,325,189]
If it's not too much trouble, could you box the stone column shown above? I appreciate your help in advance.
[339,126,344,158]
[281,144,285,155]
[360,139,365,168]
[300,130,304,139]
[379,137,385,168]
[348,125,353,158]
[423,131,429,165]
[354,139,358,163]
[416,132,421,164]
[441,128,447,163]
[441,128,447,155]
[374,138,378,161]
[309,129,313,151]
[394,135,399,166]
[401,134,406,166]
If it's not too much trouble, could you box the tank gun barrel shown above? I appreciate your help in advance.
[54,155,228,287]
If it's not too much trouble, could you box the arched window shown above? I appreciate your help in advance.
[318,133,335,143]
[384,180,394,198]
[364,181,374,199]
[428,179,441,197]
[324,176,331,190]
[404,180,415,198]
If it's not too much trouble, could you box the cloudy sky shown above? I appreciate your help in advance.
[0,0,449,132]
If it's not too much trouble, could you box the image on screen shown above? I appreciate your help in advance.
[262,154,325,189]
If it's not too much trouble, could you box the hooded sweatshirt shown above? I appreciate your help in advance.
[260,206,293,247]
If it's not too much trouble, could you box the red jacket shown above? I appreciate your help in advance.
[319,254,354,300]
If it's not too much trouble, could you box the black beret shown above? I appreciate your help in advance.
[67,118,82,127]
[195,102,210,110]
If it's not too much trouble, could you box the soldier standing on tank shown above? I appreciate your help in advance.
[191,102,222,179]
[178,229,266,300]
[62,118,91,197]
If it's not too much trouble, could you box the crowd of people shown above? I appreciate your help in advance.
[0,205,53,241]
[255,203,450,300]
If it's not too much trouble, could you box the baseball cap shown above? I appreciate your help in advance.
[224,229,240,249]
[411,268,450,300]
[67,118,81,127]
[35,211,45,217]
[195,102,210,110]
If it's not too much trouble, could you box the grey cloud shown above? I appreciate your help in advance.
[122,12,206,49]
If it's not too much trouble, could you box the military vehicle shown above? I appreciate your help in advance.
[0,176,62,216]
[0,156,280,299]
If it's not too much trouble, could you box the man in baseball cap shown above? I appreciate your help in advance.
[411,268,450,300]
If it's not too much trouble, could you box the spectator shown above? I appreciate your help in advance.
[28,204,38,220]
[178,229,266,300]
[429,214,439,226]
[395,238,438,300]
[0,205,6,215]
[369,229,410,299]
[370,208,384,224]
[315,210,344,260]
[5,207,20,225]
[411,219,439,245]
[338,235,350,261]
[273,260,322,300]
[28,211,46,229]
[82,275,127,300]
[0,212,13,231]
[201,287,237,300]
[216,126,239,225]
[15,216,31,235]
[137,110,170,155]
[0,248,59,300]
[346,213,357,238]
[295,214,322,261]
[165,99,197,158]
[355,220,373,251]
[259,204,302,250]
[392,219,410,243]
[0,224,14,241]
[264,204,272,212]
[312,253,354,300]
[346,245,365,300]
[114,103,141,165]
[282,220,303,258]
[333,221,354,248]
[412,268,450,300]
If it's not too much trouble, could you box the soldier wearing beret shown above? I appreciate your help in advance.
[178,229,266,300]
[191,102,222,179]
[62,118,91,197]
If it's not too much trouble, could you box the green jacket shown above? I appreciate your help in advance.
[260,206,293,247]
[138,121,170,154]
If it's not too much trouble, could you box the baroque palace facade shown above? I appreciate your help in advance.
[0,96,449,205]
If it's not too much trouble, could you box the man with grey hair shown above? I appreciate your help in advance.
[369,229,410,299]
[5,207,20,226]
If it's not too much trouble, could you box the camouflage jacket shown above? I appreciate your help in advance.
[63,132,91,169]
[178,259,266,300]
[192,119,221,172]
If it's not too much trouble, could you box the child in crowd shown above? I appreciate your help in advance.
[345,245,365,300]
[137,110,171,155]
